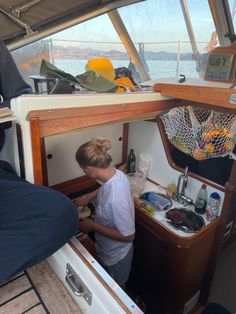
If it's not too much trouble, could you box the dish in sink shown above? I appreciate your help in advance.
[140,191,172,211]
[165,208,205,233]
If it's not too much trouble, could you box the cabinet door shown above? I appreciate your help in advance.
[128,219,168,311]
[221,193,236,252]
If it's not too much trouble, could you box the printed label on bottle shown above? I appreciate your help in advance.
[206,197,220,221]
[129,161,136,173]
[195,199,207,214]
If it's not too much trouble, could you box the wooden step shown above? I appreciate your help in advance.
[0,261,82,314]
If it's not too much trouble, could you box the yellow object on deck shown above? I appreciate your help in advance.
[114,77,136,92]
[85,58,115,81]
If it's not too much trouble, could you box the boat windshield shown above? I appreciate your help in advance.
[10,0,235,88]
[230,0,236,31]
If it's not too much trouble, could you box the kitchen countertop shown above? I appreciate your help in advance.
[137,180,211,238]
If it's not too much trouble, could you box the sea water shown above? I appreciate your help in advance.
[54,59,200,81]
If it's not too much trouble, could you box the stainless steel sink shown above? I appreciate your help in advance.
[165,207,205,233]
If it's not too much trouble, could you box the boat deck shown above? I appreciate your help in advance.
[0,260,82,314]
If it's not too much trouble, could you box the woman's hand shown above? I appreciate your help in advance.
[73,188,100,207]
[73,195,90,207]
[80,218,95,233]
[80,219,135,243]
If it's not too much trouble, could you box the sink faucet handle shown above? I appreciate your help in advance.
[184,166,188,178]
[180,166,189,195]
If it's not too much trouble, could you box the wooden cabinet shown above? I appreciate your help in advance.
[128,207,220,314]
[128,212,168,312]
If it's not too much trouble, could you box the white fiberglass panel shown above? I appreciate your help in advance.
[10,92,163,183]
[128,121,225,215]
[48,241,142,314]
[45,124,123,185]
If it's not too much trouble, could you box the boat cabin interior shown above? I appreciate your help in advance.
[0,1,236,313]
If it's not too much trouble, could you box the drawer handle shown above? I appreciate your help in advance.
[65,263,92,305]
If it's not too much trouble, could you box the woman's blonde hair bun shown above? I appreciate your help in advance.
[91,137,112,152]
[76,137,112,168]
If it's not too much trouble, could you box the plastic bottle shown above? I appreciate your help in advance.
[137,153,151,177]
[195,184,208,214]
[127,149,136,173]
[206,192,221,221]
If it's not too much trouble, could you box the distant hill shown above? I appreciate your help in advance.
[145,50,193,60]
[52,45,195,61]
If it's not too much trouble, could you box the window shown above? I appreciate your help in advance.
[11,0,216,87]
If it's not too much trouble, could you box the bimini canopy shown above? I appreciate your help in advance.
[0,0,142,50]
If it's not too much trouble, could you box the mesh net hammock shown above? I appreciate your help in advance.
[161,106,236,161]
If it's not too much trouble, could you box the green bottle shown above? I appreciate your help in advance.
[195,184,208,214]
[127,149,136,173]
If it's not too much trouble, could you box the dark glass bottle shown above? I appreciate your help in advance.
[127,149,136,173]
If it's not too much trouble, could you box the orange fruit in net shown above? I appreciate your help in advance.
[192,148,207,161]
[204,143,215,153]
[224,140,234,152]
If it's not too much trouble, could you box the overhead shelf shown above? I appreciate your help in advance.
[153,78,236,111]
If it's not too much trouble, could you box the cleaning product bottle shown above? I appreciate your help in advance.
[206,192,221,221]
[195,184,208,214]
[127,149,136,173]
[166,181,177,199]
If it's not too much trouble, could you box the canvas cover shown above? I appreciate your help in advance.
[0,0,142,49]
[0,161,78,283]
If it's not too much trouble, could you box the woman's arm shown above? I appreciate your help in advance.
[80,219,135,242]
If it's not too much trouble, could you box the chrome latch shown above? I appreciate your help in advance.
[66,263,92,305]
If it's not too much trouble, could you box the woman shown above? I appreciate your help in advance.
[75,137,135,289]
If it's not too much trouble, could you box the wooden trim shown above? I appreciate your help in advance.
[28,100,171,138]
[51,175,99,195]
[29,100,171,185]
[178,99,236,114]
[207,41,236,55]
[154,81,236,111]
[30,117,44,185]
[122,123,129,164]
[75,233,96,258]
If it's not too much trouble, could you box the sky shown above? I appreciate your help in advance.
[49,0,236,54]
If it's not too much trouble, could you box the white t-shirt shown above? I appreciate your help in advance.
[95,169,135,266]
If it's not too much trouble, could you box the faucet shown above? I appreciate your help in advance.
[174,166,194,205]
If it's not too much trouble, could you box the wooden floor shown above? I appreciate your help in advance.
[0,261,82,314]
